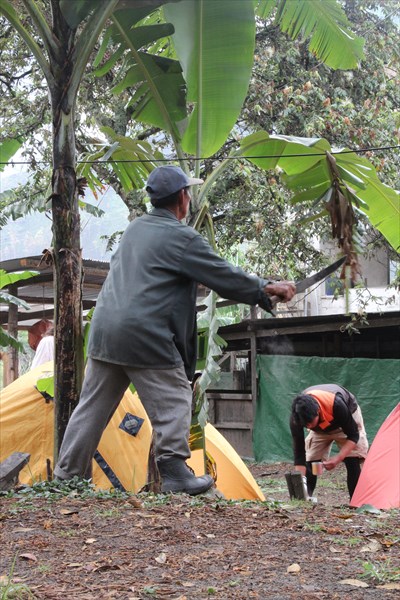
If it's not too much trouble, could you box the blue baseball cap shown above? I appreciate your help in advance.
[146,166,203,201]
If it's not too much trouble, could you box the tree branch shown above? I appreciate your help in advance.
[0,0,52,84]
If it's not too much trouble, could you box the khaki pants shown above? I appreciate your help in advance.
[55,358,192,480]
[305,407,369,462]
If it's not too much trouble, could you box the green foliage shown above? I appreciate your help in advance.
[0,477,130,501]
[35,375,54,399]
[358,558,400,584]
[0,270,38,350]
[0,554,34,599]
[269,0,365,69]
[0,138,22,172]
[78,126,163,194]
[95,12,186,140]
[164,0,256,157]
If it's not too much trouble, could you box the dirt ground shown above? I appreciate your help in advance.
[1,462,399,599]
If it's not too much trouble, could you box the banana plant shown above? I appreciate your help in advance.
[1,0,375,465]
[84,0,369,466]
[0,0,183,455]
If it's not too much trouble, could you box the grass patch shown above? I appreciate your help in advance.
[0,555,35,599]
[358,558,400,584]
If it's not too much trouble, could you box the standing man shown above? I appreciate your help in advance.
[55,165,295,495]
[290,383,369,500]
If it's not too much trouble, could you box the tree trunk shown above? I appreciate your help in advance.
[50,13,84,460]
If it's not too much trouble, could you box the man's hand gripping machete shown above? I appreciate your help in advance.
[264,256,346,316]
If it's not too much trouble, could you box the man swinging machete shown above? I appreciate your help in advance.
[55,166,296,495]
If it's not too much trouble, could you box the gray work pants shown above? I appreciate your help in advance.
[54,358,192,480]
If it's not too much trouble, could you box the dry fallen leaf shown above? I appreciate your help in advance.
[287,563,301,574]
[13,527,34,533]
[360,539,381,553]
[126,497,143,509]
[155,552,167,564]
[206,534,216,538]
[329,546,342,553]
[0,575,25,584]
[59,508,79,515]
[377,583,400,590]
[84,538,97,545]
[339,579,369,588]
[42,520,53,530]
[19,553,37,562]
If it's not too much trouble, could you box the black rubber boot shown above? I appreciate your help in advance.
[157,457,214,496]
[306,461,317,496]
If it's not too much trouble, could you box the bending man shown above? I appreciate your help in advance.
[290,383,368,499]
[55,166,295,495]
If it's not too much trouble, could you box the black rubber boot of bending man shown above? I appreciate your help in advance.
[157,458,214,496]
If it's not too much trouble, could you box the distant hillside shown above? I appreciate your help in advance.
[1,172,130,262]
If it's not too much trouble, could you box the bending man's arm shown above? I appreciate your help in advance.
[323,439,356,471]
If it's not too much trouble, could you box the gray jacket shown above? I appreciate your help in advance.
[88,208,271,379]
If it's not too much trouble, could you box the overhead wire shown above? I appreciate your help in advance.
[1,144,399,166]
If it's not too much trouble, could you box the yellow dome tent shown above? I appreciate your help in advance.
[0,362,264,500]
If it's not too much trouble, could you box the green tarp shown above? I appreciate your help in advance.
[253,355,400,462]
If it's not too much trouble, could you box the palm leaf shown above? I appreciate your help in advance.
[273,0,365,70]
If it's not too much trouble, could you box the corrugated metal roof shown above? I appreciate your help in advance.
[1,255,109,327]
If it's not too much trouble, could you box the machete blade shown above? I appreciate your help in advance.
[295,256,346,294]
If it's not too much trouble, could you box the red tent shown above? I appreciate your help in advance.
[350,403,400,510]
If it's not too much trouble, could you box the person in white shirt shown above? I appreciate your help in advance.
[30,328,54,370]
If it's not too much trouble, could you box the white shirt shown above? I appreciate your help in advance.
[31,336,54,370]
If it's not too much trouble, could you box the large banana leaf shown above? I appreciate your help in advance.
[256,0,364,70]
[60,0,179,28]
[0,269,39,289]
[59,0,110,28]
[0,138,22,172]
[0,269,38,350]
[0,328,24,351]
[334,153,400,252]
[78,126,163,194]
[94,13,186,140]
[164,0,256,158]
[239,132,400,252]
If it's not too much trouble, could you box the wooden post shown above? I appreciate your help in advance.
[250,331,258,451]
[7,284,19,384]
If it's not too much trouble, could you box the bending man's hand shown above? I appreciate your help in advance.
[323,439,356,471]
[264,281,296,304]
